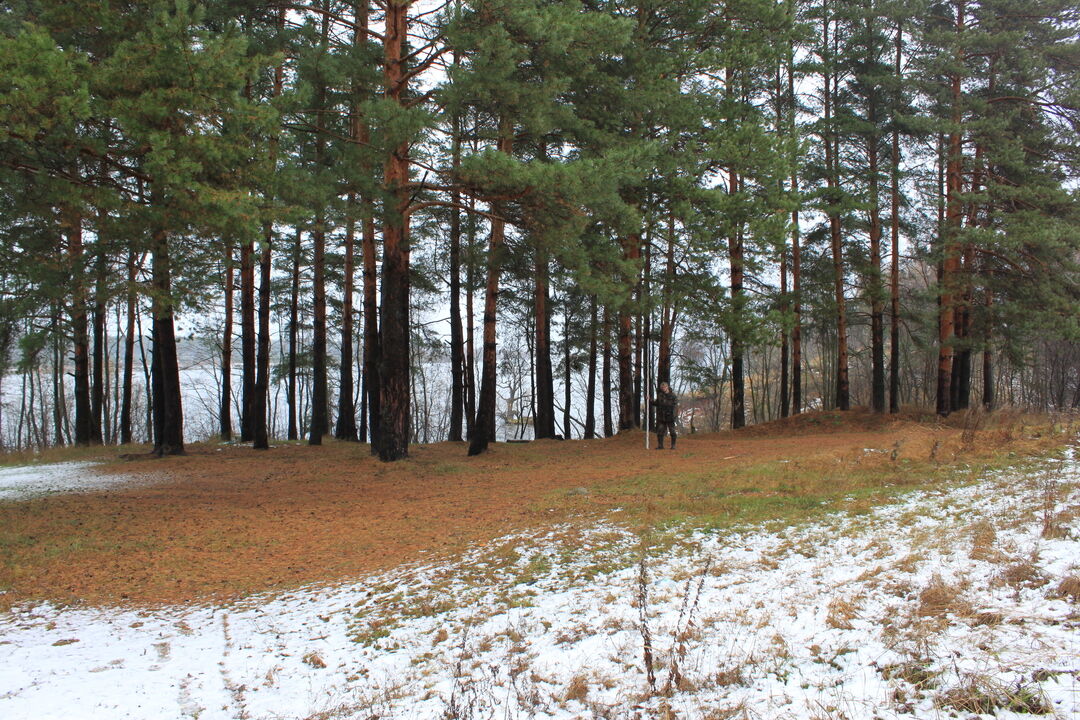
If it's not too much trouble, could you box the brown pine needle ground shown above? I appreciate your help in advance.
[0,409,1072,609]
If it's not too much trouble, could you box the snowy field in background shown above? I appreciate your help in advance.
[1,457,1078,719]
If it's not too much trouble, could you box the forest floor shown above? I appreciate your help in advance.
[0,408,1074,609]
[1,410,1079,719]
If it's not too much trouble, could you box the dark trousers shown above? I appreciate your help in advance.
[655,420,676,441]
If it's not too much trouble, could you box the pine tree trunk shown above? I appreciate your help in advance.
[585,295,598,439]
[51,308,64,446]
[150,226,184,456]
[534,239,556,439]
[287,228,300,441]
[464,208,477,440]
[448,105,465,442]
[64,207,93,446]
[376,0,412,461]
[468,119,512,456]
[937,0,965,417]
[788,26,803,416]
[658,214,675,386]
[822,10,850,411]
[335,206,359,441]
[240,236,256,442]
[563,302,573,439]
[602,306,613,437]
[729,173,746,430]
[253,229,273,449]
[221,244,234,440]
[780,244,790,419]
[309,210,328,445]
[617,234,641,431]
[91,248,106,443]
[120,250,137,444]
[889,24,903,414]
[867,61,886,413]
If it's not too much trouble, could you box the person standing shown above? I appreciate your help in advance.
[654,381,678,449]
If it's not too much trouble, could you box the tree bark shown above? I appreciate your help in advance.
[729,172,746,430]
[617,234,641,431]
[534,237,556,439]
[468,118,512,456]
[822,7,850,411]
[150,226,184,456]
[239,236,256,441]
[221,243,234,440]
[253,230,273,449]
[64,207,93,446]
[376,0,412,461]
[867,42,886,413]
[602,306,613,437]
[287,228,300,441]
[889,21,903,414]
[91,245,106,443]
[120,250,137,444]
[335,204,359,441]
[937,0,965,417]
[585,295,598,439]
[448,103,465,442]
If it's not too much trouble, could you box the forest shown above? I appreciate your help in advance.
[2,0,1079,461]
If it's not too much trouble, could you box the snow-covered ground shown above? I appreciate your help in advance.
[1,455,1078,720]
[0,462,155,501]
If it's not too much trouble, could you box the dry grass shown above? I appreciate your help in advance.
[936,674,1053,715]
[1050,574,1080,602]
[916,576,974,618]
[0,409,1071,608]
[562,674,589,703]
[968,520,1004,562]
[826,597,859,630]
[995,557,1049,590]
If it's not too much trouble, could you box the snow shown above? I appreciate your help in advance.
[0,462,152,501]
[1,455,1079,719]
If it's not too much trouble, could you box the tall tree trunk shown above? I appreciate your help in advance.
[287,228,300,440]
[729,172,746,430]
[602,306,613,437]
[464,198,477,440]
[468,118,512,456]
[822,8,850,411]
[585,295,598,439]
[937,0,965,416]
[120,250,137,444]
[335,204,359,441]
[309,210,328,445]
[867,45,886,413]
[789,60,802,416]
[253,230,273,449]
[150,225,184,456]
[309,7,331,446]
[889,21,903,414]
[617,234,641,431]
[51,307,64,446]
[377,0,412,461]
[658,212,676,386]
[534,237,556,439]
[221,243,234,440]
[562,302,573,439]
[448,102,465,442]
[64,207,93,446]
[91,246,106,443]
[240,236,256,441]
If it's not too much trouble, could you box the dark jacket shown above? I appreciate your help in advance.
[655,389,677,424]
